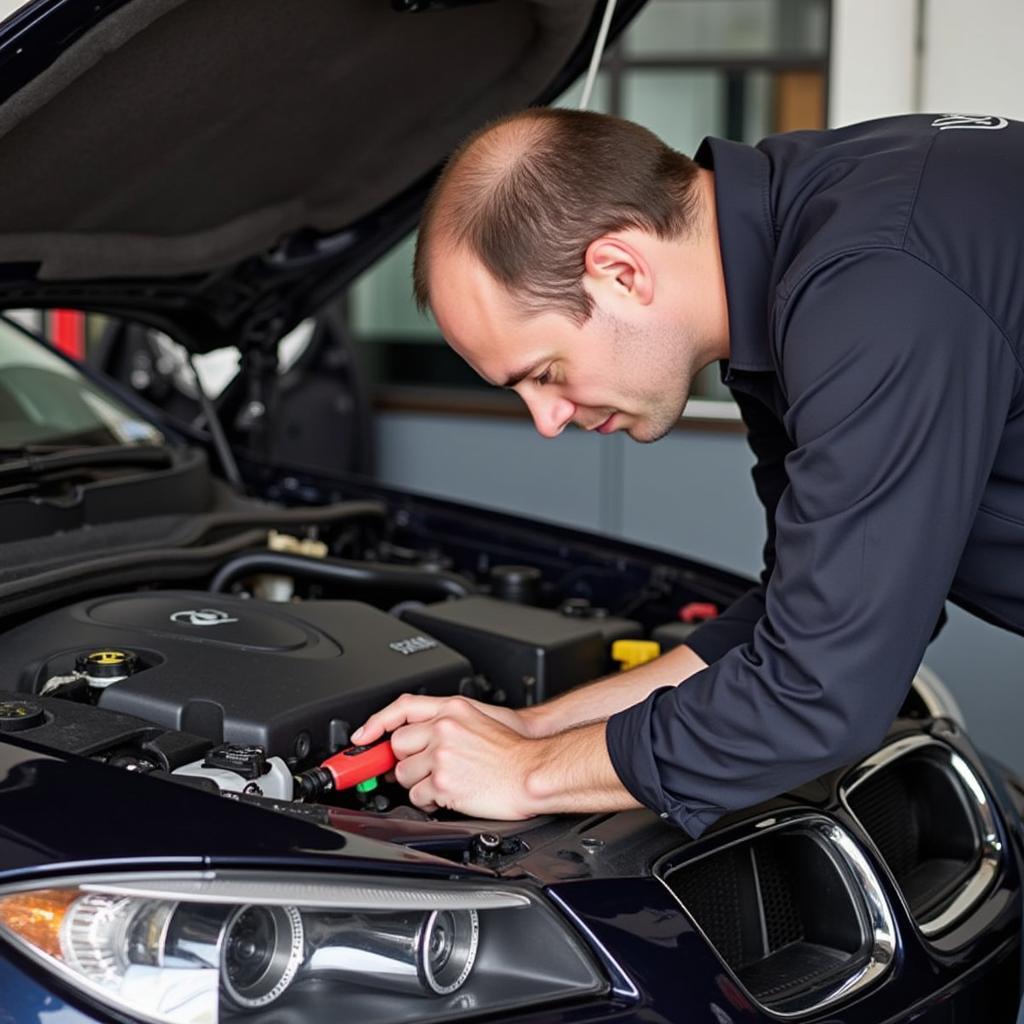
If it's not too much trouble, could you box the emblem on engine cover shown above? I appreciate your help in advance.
[389,635,438,655]
[170,608,240,627]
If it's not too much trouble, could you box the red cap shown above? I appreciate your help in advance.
[678,602,719,624]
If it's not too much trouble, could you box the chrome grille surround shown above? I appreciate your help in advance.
[840,735,1002,939]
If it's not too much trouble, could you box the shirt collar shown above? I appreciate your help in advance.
[695,136,776,377]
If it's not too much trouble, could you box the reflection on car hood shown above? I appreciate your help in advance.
[0,733,484,876]
[0,0,643,350]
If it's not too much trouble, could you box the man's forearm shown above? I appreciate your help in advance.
[521,644,707,737]
[523,721,642,814]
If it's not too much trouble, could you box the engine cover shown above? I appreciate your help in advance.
[0,591,471,759]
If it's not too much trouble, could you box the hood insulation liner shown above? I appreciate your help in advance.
[0,0,591,279]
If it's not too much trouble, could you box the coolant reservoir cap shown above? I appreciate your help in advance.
[0,699,45,732]
[75,649,137,680]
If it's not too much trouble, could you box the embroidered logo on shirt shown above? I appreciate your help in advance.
[931,113,1008,131]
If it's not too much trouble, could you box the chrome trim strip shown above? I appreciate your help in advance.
[840,734,936,794]
[841,737,1001,939]
[78,874,531,911]
[656,814,896,1019]
[0,871,530,911]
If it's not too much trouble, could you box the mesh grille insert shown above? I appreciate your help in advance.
[664,826,871,1014]
[846,748,981,923]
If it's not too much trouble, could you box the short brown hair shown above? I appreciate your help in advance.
[413,107,701,324]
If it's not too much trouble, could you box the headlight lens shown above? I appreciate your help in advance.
[0,872,605,1024]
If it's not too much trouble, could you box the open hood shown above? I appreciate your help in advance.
[0,0,643,350]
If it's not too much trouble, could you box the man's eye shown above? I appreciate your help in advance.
[534,369,551,386]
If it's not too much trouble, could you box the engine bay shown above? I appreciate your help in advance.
[0,480,728,825]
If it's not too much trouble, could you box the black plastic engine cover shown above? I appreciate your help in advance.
[0,591,471,759]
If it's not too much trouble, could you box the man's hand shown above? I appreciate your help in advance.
[355,695,640,819]
[352,692,538,746]
[388,697,540,818]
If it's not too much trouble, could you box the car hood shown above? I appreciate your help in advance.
[0,0,643,351]
[0,732,496,879]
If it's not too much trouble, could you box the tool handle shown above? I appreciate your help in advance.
[321,738,397,790]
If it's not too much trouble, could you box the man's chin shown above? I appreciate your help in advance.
[627,418,677,444]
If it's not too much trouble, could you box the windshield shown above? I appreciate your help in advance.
[0,315,163,448]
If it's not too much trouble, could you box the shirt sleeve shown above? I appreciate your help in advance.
[606,249,1016,838]
[685,388,794,664]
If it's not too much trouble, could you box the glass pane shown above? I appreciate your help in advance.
[622,69,726,156]
[742,70,775,142]
[624,0,829,58]
[349,232,437,342]
[0,316,162,447]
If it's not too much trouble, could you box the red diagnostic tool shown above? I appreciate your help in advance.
[321,738,397,790]
[293,736,397,801]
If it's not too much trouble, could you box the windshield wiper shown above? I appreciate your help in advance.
[0,444,173,482]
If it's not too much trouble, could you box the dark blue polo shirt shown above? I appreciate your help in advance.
[606,112,1024,838]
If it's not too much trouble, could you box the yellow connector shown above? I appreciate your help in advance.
[611,639,661,671]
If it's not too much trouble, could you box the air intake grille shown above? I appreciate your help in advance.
[662,818,895,1016]
[843,737,999,936]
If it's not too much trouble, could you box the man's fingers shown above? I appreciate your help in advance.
[389,721,437,760]
[352,694,450,744]
[408,778,438,813]
[393,749,432,790]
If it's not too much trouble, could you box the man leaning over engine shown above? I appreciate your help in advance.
[353,108,1024,839]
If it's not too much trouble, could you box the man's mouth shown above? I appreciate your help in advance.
[596,413,617,434]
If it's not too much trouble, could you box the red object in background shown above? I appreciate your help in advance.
[50,309,85,360]
[678,602,719,624]
[320,739,397,790]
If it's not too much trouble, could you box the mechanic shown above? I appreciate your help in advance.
[353,107,1024,839]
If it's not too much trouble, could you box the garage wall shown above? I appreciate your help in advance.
[376,413,764,577]
[920,0,1024,120]
[830,0,1024,127]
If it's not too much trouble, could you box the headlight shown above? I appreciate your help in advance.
[0,872,605,1024]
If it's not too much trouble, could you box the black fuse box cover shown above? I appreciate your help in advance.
[0,591,472,759]
[401,596,641,705]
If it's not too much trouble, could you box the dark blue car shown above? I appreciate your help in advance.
[0,1,1020,1022]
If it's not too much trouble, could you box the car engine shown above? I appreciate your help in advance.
[0,562,662,813]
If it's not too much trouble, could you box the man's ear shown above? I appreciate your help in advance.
[583,235,654,306]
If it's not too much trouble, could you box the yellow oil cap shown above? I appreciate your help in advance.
[611,639,661,671]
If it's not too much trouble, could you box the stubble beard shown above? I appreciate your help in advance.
[610,314,700,444]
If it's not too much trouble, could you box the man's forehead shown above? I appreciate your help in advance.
[429,246,538,383]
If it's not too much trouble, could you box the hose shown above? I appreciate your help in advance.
[209,551,475,601]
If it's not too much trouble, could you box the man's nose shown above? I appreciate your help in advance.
[523,390,575,438]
